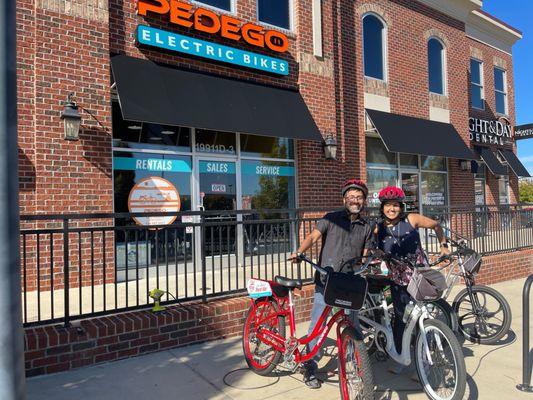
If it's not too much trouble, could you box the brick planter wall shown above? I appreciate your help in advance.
[24,248,532,377]
[24,285,316,377]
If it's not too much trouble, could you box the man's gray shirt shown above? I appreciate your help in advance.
[314,210,373,290]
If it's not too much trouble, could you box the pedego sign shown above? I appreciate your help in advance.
[128,177,181,226]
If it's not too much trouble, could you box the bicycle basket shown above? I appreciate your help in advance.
[323,272,368,310]
[463,252,482,275]
[407,267,447,302]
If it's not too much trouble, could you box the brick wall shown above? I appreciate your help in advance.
[23,247,532,377]
[16,0,113,216]
[24,284,315,376]
[17,0,115,291]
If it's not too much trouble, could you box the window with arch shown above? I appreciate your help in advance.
[363,14,386,80]
[428,38,445,95]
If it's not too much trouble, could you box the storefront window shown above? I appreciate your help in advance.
[240,134,294,159]
[367,169,397,208]
[113,152,192,216]
[366,137,449,213]
[241,160,295,212]
[421,172,447,207]
[112,102,191,152]
[474,163,486,206]
[402,172,420,213]
[400,153,418,169]
[421,156,446,171]
[113,152,193,272]
[195,129,236,155]
[199,160,236,211]
[367,137,396,168]
[498,176,509,204]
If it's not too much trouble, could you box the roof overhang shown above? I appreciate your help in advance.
[466,10,522,55]
[417,0,481,23]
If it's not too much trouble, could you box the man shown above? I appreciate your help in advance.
[288,179,373,389]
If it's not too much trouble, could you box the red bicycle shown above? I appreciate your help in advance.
[242,254,375,400]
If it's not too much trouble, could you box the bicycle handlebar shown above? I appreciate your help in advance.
[294,253,375,277]
[369,248,447,268]
[292,248,450,278]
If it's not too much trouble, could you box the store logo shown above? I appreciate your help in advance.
[137,25,289,75]
[137,0,289,53]
[469,116,514,146]
[128,177,181,226]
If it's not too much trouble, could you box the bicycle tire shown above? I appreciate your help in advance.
[428,298,458,332]
[452,285,512,344]
[338,327,375,400]
[242,298,286,375]
[414,319,467,400]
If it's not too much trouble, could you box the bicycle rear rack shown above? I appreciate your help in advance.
[517,274,533,393]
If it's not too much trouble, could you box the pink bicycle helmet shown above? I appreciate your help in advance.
[378,186,406,203]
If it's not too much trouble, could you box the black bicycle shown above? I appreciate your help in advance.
[437,236,512,344]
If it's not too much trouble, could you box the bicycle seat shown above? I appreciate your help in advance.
[274,275,302,290]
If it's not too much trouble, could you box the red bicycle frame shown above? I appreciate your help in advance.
[249,282,355,365]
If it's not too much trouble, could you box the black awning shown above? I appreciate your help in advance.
[365,109,475,159]
[111,55,322,141]
[498,149,531,177]
[474,146,507,176]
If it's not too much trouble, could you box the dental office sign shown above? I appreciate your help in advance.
[136,0,289,75]
[469,117,514,146]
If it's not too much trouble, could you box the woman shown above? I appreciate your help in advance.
[375,186,449,373]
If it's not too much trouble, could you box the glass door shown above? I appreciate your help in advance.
[198,160,237,211]
[196,159,238,258]
[401,172,420,213]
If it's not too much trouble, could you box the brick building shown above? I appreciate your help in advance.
[16,0,528,218]
[17,0,533,376]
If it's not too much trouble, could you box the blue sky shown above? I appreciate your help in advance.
[483,1,533,175]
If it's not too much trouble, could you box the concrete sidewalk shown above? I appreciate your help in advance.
[26,277,532,399]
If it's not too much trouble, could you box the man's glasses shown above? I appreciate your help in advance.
[344,195,365,201]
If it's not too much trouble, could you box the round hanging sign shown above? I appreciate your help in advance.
[128,177,181,226]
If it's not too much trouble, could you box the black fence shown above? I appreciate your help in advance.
[20,204,533,327]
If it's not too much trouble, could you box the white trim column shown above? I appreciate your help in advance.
[312,0,323,57]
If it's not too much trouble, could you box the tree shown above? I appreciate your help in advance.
[519,180,533,203]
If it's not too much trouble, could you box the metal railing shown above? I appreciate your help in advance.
[517,275,533,393]
[19,204,533,327]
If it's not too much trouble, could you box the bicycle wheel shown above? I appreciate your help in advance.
[338,327,375,400]
[414,319,466,400]
[242,298,286,375]
[452,285,512,344]
[427,299,458,332]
